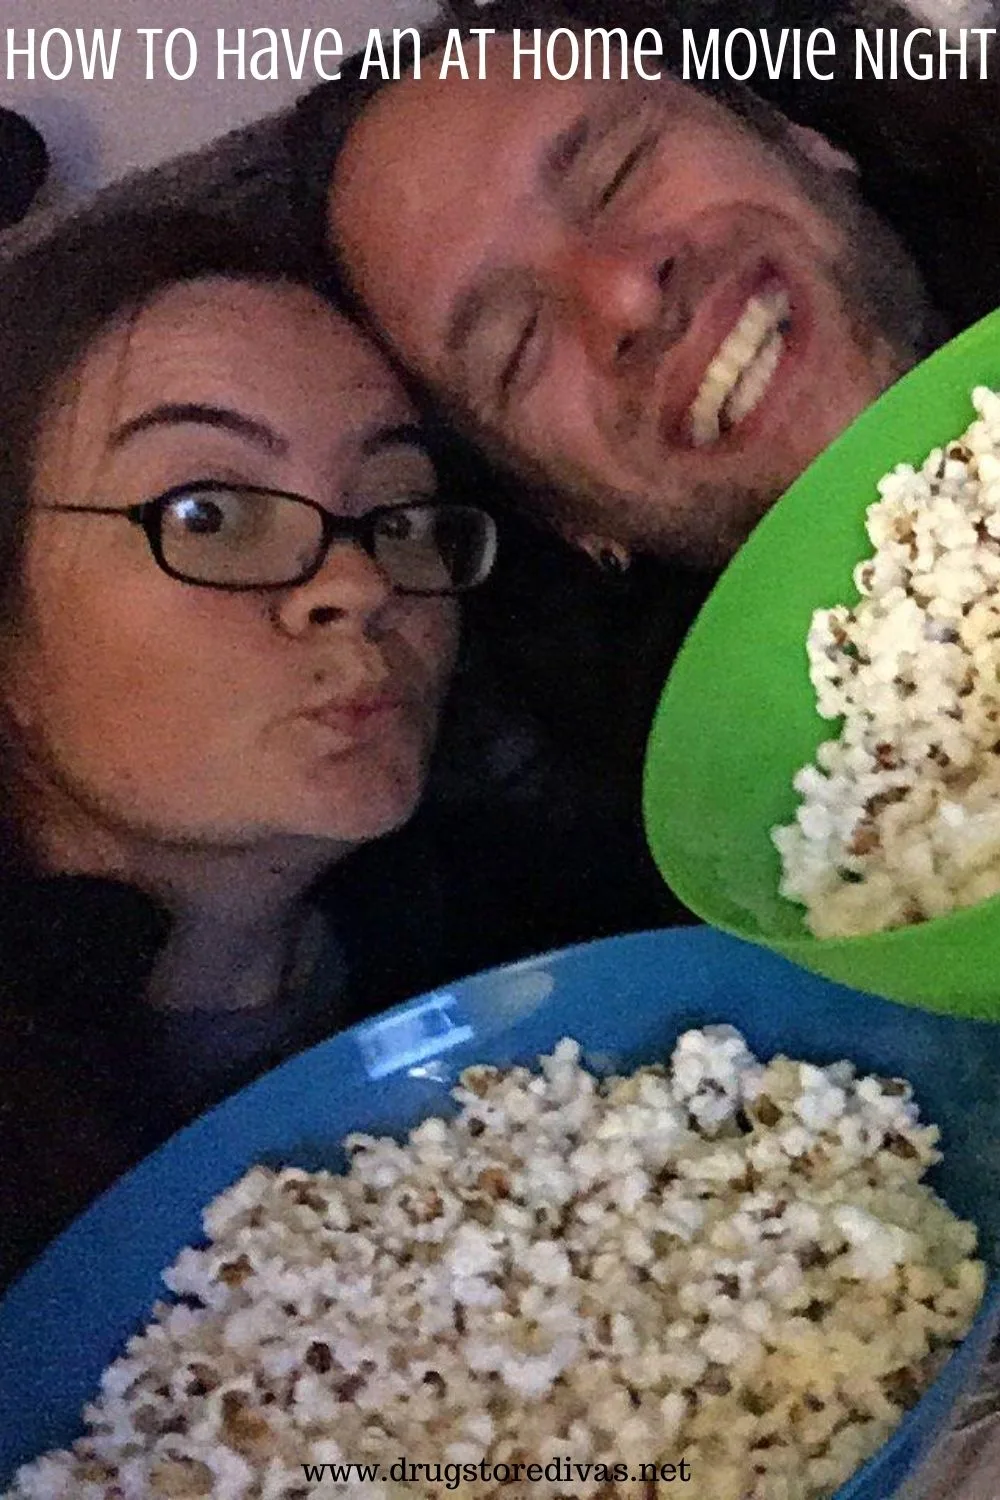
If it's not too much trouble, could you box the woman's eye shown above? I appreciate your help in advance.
[169,494,227,535]
[378,506,440,543]
[165,488,258,539]
[379,509,415,541]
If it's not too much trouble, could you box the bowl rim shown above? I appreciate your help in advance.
[2,927,997,1494]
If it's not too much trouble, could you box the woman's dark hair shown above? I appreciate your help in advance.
[0,205,334,620]
[0,202,337,863]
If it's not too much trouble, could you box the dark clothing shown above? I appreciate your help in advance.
[0,751,689,1291]
[466,510,713,788]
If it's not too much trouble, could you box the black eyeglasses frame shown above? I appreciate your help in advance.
[37,481,498,597]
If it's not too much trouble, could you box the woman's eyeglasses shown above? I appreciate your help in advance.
[37,483,498,596]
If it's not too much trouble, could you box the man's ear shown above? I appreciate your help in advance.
[785,122,859,177]
[553,525,633,574]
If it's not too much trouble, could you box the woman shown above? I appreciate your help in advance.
[0,199,679,1288]
[0,206,500,1283]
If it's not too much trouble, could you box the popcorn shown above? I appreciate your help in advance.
[776,387,1000,935]
[4,1032,984,1500]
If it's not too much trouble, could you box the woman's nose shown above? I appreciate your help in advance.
[271,540,395,636]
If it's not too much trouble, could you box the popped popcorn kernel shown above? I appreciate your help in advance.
[777,387,1000,935]
[4,1033,983,1500]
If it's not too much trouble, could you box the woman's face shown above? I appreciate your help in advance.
[4,278,459,852]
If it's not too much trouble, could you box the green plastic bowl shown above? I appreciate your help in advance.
[644,307,1000,1019]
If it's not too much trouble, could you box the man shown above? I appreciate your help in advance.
[302,16,944,822]
[325,25,940,570]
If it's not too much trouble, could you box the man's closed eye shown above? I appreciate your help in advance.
[499,308,542,403]
[594,132,659,213]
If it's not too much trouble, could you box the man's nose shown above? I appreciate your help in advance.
[272,541,395,637]
[558,243,678,371]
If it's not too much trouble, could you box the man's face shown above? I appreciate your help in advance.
[331,41,930,566]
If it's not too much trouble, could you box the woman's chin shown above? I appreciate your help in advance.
[287,781,427,847]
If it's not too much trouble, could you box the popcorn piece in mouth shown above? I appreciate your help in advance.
[3,1031,984,1500]
[774,385,1000,936]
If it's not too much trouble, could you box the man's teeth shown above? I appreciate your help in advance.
[688,288,790,448]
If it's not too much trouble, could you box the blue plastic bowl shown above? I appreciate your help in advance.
[1,928,998,1496]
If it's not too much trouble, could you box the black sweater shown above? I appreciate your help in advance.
[0,780,689,1292]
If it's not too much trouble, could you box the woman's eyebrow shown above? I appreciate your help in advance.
[108,403,287,454]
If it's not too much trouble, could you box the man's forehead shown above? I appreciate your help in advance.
[335,56,725,271]
[352,51,704,173]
